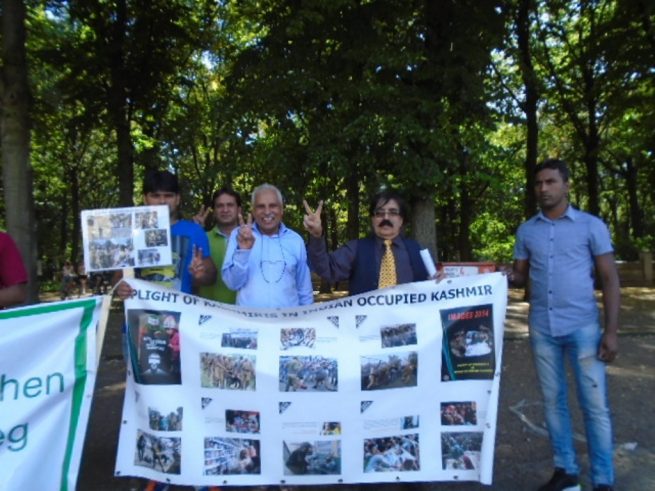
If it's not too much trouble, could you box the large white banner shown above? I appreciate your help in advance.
[116,273,508,487]
[0,298,103,491]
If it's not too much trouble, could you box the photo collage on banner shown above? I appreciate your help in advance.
[116,275,507,486]
[81,205,172,273]
[439,303,495,473]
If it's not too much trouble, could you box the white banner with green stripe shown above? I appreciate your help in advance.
[0,297,104,491]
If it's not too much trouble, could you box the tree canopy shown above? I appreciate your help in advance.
[1,0,653,290]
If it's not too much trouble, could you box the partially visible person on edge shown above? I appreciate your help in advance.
[303,189,430,295]
[507,158,620,491]
[0,230,28,308]
[115,169,217,300]
[114,170,217,491]
[77,260,88,295]
[222,183,313,308]
[60,260,77,299]
[193,187,241,304]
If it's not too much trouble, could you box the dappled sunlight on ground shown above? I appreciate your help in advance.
[607,363,655,380]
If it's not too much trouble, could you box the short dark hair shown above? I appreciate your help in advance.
[212,187,242,208]
[369,189,408,220]
[143,169,180,194]
[535,158,570,182]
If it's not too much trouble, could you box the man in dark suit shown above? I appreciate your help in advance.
[304,189,430,295]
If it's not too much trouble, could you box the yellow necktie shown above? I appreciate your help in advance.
[378,239,397,289]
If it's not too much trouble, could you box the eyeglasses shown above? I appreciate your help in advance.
[373,208,401,218]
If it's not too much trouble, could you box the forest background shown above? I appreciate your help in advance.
[1,0,653,303]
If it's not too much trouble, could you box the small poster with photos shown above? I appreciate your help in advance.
[81,205,172,272]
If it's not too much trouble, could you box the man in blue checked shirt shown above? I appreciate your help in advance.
[508,159,620,491]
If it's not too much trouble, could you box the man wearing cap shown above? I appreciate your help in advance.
[115,169,216,298]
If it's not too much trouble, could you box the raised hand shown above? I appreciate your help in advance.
[192,205,211,227]
[303,199,324,238]
[189,245,206,279]
[237,213,255,250]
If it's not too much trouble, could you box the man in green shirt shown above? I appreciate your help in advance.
[195,187,241,304]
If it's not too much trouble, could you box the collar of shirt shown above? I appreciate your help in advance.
[536,205,577,223]
[211,227,231,239]
[373,234,405,248]
[252,222,289,238]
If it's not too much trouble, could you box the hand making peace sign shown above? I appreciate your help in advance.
[303,199,324,238]
[237,213,255,250]
[188,245,206,279]
[192,205,212,227]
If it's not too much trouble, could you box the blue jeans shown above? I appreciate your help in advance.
[530,323,614,486]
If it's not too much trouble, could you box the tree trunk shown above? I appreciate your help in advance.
[317,201,332,294]
[410,196,437,264]
[346,165,360,241]
[517,0,539,218]
[625,157,644,238]
[68,165,82,264]
[1,0,38,303]
[457,153,473,261]
[108,0,135,206]
[582,115,600,216]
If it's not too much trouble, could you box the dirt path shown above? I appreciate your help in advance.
[77,288,655,490]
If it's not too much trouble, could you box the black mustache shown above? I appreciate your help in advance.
[379,219,393,227]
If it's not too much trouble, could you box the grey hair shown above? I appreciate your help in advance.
[251,183,284,207]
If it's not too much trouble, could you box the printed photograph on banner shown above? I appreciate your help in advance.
[440,304,495,381]
[283,441,341,475]
[380,323,417,348]
[281,327,316,350]
[363,414,420,432]
[138,248,161,266]
[221,329,258,350]
[279,356,338,392]
[148,405,183,431]
[360,351,418,391]
[204,437,261,475]
[127,310,181,385]
[144,228,168,247]
[81,205,172,272]
[200,353,257,390]
[135,209,160,229]
[320,422,341,435]
[441,431,483,470]
[226,410,261,434]
[402,415,420,429]
[281,419,342,437]
[134,430,181,474]
[84,212,134,269]
[440,402,477,426]
[363,434,420,472]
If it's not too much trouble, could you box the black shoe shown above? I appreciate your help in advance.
[592,486,613,491]
[538,468,581,491]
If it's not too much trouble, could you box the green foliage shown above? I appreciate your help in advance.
[7,0,653,270]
